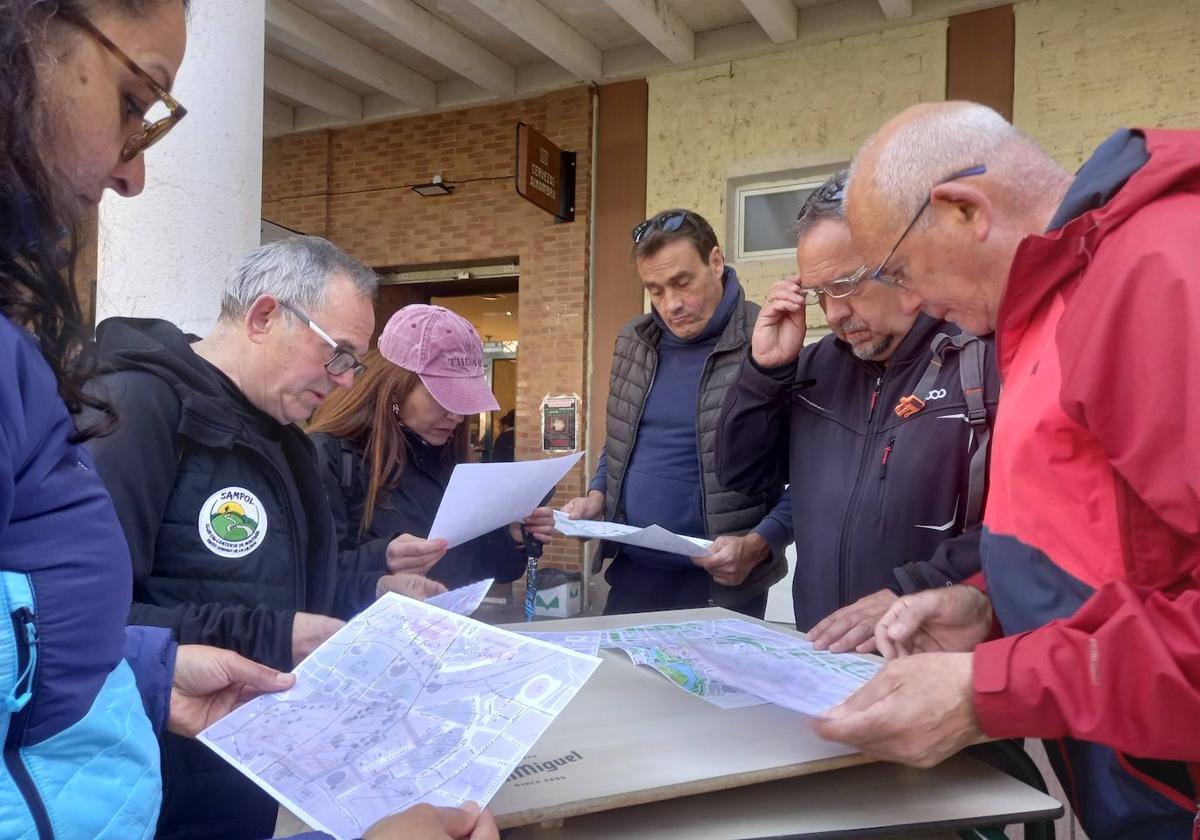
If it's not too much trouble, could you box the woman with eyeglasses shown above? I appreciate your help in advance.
[308,305,555,593]
[0,2,496,838]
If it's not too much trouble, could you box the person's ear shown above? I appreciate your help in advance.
[709,245,725,276]
[930,182,992,242]
[245,295,283,345]
[896,285,925,317]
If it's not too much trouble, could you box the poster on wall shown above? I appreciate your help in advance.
[541,394,580,453]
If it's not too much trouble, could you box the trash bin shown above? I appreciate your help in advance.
[532,568,582,618]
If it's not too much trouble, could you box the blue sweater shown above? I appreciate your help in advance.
[591,269,791,567]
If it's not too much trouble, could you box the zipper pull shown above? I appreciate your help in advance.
[880,436,895,480]
[868,377,883,420]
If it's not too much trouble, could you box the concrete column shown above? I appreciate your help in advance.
[97,0,265,335]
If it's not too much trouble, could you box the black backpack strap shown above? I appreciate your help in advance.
[340,445,356,496]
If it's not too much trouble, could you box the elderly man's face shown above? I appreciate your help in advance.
[847,183,999,336]
[799,219,920,362]
[262,275,374,424]
[637,238,726,340]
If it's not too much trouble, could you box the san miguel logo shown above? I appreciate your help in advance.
[198,487,268,558]
[507,751,583,785]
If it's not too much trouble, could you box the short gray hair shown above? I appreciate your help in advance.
[794,169,848,244]
[849,102,1058,227]
[219,236,378,322]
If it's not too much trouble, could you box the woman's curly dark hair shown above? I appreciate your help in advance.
[0,0,187,439]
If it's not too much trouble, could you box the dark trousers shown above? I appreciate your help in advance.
[602,554,768,618]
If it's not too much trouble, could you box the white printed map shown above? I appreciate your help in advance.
[199,593,600,840]
[601,619,880,714]
[424,577,494,616]
[517,630,602,657]
[553,511,712,561]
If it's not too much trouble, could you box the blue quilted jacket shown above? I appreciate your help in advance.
[0,314,163,839]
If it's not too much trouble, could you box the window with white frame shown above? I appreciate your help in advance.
[734,174,832,261]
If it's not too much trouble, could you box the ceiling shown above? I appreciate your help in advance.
[264,0,1011,136]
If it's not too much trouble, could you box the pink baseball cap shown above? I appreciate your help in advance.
[379,305,500,415]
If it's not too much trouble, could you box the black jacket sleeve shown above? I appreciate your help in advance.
[716,353,794,496]
[891,525,983,594]
[85,371,297,671]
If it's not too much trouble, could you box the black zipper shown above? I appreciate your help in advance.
[245,444,305,609]
[879,435,896,481]
[831,374,886,608]
[694,347,721,539]
[614,348,658,525]
[4,606,52,840]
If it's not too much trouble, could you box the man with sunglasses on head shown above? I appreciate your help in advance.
[563,209,791,617]
[83,236,444,839]
[717,170,999,649]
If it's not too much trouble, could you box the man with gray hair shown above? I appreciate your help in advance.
[717,170,998,649]
[815,102,1200,840]
[85,236,445,839]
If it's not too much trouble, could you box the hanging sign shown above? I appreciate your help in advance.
[515,122,576,223]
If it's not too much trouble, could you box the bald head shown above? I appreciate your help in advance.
[844,101,1072,334]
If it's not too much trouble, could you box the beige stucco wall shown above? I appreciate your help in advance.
[1014,0,1200,169]
[645,21,948,312]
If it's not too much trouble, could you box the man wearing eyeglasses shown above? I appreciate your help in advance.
[717,170,998,650]
[811,102,1200,840]
[83,236,445,839]
[563,209,791,617]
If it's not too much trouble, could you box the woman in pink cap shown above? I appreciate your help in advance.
[309,305,554,590]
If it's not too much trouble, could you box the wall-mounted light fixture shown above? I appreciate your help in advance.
[412,174,453,197]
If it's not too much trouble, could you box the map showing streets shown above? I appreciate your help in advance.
[601,619,880,714]
[199,593,600,840]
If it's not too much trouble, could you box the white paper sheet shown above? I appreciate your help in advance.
[199,593,600,840]
[428,452,583,548]
[423,577,494,616]
[553,511,713,559]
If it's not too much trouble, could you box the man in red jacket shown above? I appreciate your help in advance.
[815,101,1200,840]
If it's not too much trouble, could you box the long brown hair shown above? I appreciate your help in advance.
[308,349,420,535]
[308,348,470,536]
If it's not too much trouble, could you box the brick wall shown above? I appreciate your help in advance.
[263,87,594,575]
[1014,0,1200,169]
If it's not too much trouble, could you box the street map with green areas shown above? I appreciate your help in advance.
[600,619,881,714]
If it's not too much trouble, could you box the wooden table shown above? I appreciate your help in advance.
[505,752,1062,839]
[489,607,871,828]
[277,607,1061,838]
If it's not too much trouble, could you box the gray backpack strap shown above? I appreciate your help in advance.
[896,333,992,529]
[953,335,991,529]
[894,333,954,418]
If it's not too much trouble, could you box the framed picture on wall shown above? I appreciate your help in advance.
[541,394,579,452]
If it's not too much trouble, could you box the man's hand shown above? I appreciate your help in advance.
[168,645,295,738]
[807,588,898,653]
[377,573,448,600]
[694,532,770,587]
[813,652,982,767]
[507,506,556,545]
[386,533,449,575]
[875,585,994,659]
[291,612,345,666]
[561,490,604,521]
[751,278,808,369]
[363,802,499,840]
